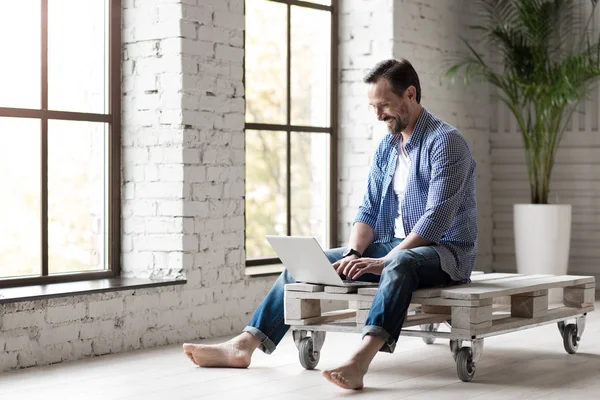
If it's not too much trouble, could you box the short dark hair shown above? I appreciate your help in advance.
[363,59,421,103]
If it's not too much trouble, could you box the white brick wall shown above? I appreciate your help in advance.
[337,0,394,243]
[0,0,276,373]
[394,0,493,271]
[337,0,493,271]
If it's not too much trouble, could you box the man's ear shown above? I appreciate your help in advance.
[405,86,416,102]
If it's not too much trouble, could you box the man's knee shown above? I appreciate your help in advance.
[383,251,419,277]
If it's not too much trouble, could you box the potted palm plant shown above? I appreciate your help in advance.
[445,0,600,278]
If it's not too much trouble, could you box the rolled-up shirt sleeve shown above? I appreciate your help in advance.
[412,132,472,243]
[354,144,384,229]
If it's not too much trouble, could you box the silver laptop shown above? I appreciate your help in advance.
[265,235,378,287]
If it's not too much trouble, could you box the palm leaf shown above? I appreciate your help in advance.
[443,0,600,204]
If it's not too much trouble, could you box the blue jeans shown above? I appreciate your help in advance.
[243,238,453,354]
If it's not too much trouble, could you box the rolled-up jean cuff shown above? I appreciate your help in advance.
[362,325,396,353]
[242,326,277,355]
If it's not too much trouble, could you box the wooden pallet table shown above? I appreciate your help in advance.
[284,272,595,381]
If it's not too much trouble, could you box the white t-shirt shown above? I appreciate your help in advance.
[393,147,411,238]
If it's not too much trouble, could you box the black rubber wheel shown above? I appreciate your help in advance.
[456,347,476,382]
[299,337,319,369]
[563,323,579,354]
[421,323,437,345]
[422,336,436,345]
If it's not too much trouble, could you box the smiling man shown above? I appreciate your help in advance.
[183,58,478,391]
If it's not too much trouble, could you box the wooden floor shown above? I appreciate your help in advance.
[2,303,600,400]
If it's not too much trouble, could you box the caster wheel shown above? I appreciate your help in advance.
[456,347,476,382]
[557,321,565,337]
[421,323,438,345]
[422,337,435,345]
[450,339,463,361]
[299,337,320,369]
[563,323,579,354]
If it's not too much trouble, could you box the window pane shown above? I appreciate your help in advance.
[291,132,329,249]
[48,120,108,274]
[291,6,331,127]
[0,118,41,278]
[0,1,41,108]
[245,0,287,124]
[304,0,331,5]
[48,0,108,113]
[246,130,287,258]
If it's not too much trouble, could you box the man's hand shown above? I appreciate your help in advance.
[332,254,359,276]
[336,257,386,281]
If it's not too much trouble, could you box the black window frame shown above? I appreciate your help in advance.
[244,0,339,267]
[0,0,121,288]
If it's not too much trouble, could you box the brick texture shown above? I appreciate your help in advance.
[0,0,275,373]
[337,0,493,271]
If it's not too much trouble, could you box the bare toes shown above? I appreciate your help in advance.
[331,372,351,389]
[186,353,198,365]
[183,343,196,352]
[321,370,336,385]
[183,344,198,365]
[321,367,364,390]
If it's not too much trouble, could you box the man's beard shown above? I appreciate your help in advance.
[385,114,409,134]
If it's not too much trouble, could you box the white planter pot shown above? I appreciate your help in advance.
[513,204,572,303]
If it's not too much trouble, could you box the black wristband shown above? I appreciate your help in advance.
[342,248,362,258]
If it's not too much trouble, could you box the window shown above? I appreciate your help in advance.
[244,0,338,266]
[0,0,120,287]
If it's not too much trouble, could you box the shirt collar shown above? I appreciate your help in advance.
[389,107,429,153]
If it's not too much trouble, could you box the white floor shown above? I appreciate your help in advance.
[2,303,600,400]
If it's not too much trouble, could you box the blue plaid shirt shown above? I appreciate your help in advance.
[355,108,478,282]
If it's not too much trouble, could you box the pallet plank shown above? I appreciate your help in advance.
[490,305,593,333]
[412,273,529,298]
[354,306,422,323]
[285,309,357,326]
[403,313,450,327]
[411,296,493,307]
[441,275,595,300]
[290,321,362,333]
[469,273,524,281]
[285,283,324,292]
[356,273,528,298]
[293,311,450,330]
[285,291,375,302]
[513,289,548,298]
[572,282,596,289]
[451,305,594,338]
[357,287,378,296]
[324,286,358,294]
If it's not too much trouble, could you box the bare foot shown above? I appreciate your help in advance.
[321,361,366,390]
[183,335,256,368]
